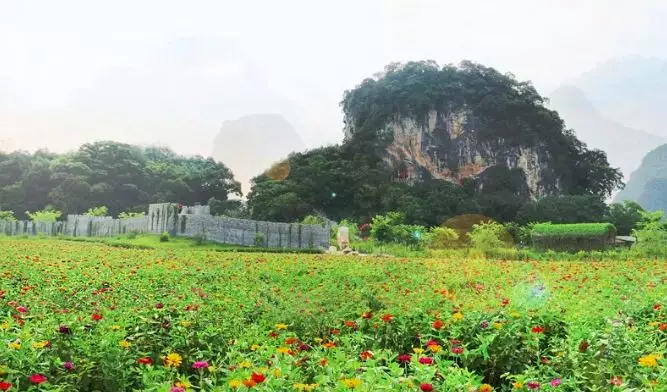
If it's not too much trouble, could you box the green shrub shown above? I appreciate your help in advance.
[631,212,667,257]
[159,231,170,242]
[26,207,62,222]
[192,232,207,245]
[0,210,17,221]
[254,232,265,247]
[127,230,140,239]
[301,215,327,226]
[425,226,459,249]
[331,219,359,240]
[84,206,109,217]
[468,221,511,252]
[370,212,405,243]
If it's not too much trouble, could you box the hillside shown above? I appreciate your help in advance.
[341,61,622,199]
[615,143,667,211]
[212,114,305,195]
[548,85,665,181]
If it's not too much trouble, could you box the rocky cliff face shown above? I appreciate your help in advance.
[345,109,557,199]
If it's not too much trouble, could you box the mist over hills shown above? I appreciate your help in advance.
[548,84,665,182]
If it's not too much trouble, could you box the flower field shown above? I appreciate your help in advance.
[0,238,665,391]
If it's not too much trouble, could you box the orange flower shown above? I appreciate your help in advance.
[381,314,394,323]
[360,350,374,360]
[243,379,257,388]
[432,319,444,330]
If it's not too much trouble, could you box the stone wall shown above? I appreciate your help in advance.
[0,203,330,249]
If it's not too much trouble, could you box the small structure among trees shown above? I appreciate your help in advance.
[531,223,617,251]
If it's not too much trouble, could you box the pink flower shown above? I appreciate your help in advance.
[397,354,412,364]
[170,388,185,392]
[64,361,74,371]
[550,378,561,387]
[451,346,464,355]
[192,361,209,369]
[16,306,27,313]
[30,374,47,384]
[527,381,540,389]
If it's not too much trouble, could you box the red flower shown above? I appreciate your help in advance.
[420,383,434,391]
[137,357,153,365]
[0,382,11,391]
[285,337,298,345]
[15,306,27,313]
[418,357,433,365]
[30,374,47,384]
[531,326,545,334]
[527,381,540,390]
[451,346,464,355]
[653,303,662,311]
[427,339,440,347]
[397,354,412,364]
[360,351,374,361]
[251,373,266,383]
[432,320,444,330]
[155,303,164,309]
[501,298,510,307]
[91,313,103,321]
[361,312,373,319]
[578,340,589,352]
[381,314,394,323]
[344,320,358,329]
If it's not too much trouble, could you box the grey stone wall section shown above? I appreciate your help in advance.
[0,203,329,249]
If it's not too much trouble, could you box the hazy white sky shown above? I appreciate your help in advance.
[1,0,666,155]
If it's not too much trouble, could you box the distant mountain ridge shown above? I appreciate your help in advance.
[614,144,667,211]
[548,85,665,182]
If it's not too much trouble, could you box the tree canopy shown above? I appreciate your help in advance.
[0,141,241,219]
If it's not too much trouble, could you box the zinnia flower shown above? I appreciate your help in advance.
[432,319,444,329]
[479,384,493,392]
[30,374,47,384]
[0,382,11,391]
[397,354,412,364]
[526,381,540,390]
[15,306,27,313]
[91,313,103,321]
[228,379,242,389]
[480,321,489,329]
[420,383,434,391]
[192,361,209,369]
[341,378,362,389]
[58,325,71,334]
[610,376,622,386]
[64,361,74,371]
[418,357,433,365]
[451,346,464,355]
[381,314,394,323]
[243,379,257,388]
[155,303,164,309]
[170,388,185,392]
[164,352,182,368]
[360,351,373,360]
[638,353,662,367]
[251,373,266,383]
[137,357,152,365]
[550,378,561,387]
[531,326,545,334]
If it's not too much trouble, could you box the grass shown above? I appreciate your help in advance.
[531,222,616,237]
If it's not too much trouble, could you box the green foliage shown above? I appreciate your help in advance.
[159,231,170,242]
[331,219,359,241]
[84,205,109,217]
[26,206,62,222]
[370,212,405,243]
[0,141,241,219]
[425,226,459,249]
[254,232,265,247]
[118,211,146,219]
[605,200,645,235]
[531,222,616,237]
[0,210,16,221]
[126,230,139,239]
[631,211,667,257]
[516,195,608,224]
[301,214,327,226]
[467,221,511,252]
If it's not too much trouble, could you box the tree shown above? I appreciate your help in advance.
[84,206,109,217]
[516,195,608,225]
[605,200,646,236]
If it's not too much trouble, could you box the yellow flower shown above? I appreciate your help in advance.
[111,325,121,331]
[638,353,662,367]
[229,379,243,389]
[250,344,261,351]
[32,340,49,349]
[452,312,464,321]
[510,311,521,319]
[275,323,288,330]
[493,322,503,329]
[8,340,21,350]
[294,383,318,391]
[119,340,131,349]
[413,347,424,354]
[512,381,523,389]
[164,352,182,367]
[479,384,494,392]
[0,365,7,376]
[648,321,659,327]
[428,344,442,353]
[179,321,192,327]
[341,378,362,389]
[208,365,217,373]
[239,360,252,368]
[0,321,9,331]
[272,368,282,377]
[277,347,291,354]
[314,337,323,343]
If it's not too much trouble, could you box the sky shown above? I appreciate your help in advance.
[1,0,667,156]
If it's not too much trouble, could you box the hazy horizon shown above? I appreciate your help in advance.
[2,0,667,158]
